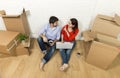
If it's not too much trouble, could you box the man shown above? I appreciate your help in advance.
[37,16,61,70]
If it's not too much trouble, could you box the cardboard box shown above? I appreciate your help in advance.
[83,41,92,58]
[0,30,20,55]
[0,10,6,15]
[86,41,120,69]
[15,43,30,56]
[21,36,31,48]
[82,30,96,42]
[92,14,120,38]
[0,53,11,58]
[97,34,120,47]
[2,9,30,35]
[83,14,120,69]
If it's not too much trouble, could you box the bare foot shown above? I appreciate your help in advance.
[59,64,69,71]
[59,65,64,71]
[39,62,45,71]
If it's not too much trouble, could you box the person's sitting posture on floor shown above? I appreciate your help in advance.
[59,18,79,71]
[37,16,61,70]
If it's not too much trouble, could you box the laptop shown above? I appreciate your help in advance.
[56,42,74,49]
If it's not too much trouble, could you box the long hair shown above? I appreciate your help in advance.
[70,18,78,31]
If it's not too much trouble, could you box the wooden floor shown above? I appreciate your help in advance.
[0,40,120,78]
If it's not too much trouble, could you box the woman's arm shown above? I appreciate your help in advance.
[64,27,70,37]
[61,34,64,43]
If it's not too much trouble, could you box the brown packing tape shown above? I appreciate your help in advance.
[0,30,20,55]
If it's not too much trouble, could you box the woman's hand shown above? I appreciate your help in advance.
[64,27,70,37]
[64,27,67,32]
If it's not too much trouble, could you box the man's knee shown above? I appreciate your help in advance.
[37,37,43,42]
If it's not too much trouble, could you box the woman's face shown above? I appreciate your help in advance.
[68,21,74,28]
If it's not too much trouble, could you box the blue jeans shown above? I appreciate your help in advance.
[37,37,48,52]
[59,41,76,64]
[37,37,56,64]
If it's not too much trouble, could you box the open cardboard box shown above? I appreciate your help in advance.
[0,30,20,55]
[82,30,96,42]
[1,9,30,35]
[86,41,120,69]
[92,14,120,38]
[83,14,120,69]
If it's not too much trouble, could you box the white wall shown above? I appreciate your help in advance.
[0,0,120,39]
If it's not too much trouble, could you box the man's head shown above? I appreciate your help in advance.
[49,16,59,27]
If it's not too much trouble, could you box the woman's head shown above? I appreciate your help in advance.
[49,16,59,27]
[68,18,78,30]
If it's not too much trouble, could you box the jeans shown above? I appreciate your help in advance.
[59,41,76,64]
[37,37,56,64]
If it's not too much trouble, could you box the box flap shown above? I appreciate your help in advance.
[82,30,96,42]
[97,34,120,47]
[97,14,114,21]
[2,15,20,18]
[92,14,120,38]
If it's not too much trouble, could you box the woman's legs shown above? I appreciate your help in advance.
[59,41,76,71]
[59,49,67,64]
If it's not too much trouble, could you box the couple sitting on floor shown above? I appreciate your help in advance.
[37,16,79,71]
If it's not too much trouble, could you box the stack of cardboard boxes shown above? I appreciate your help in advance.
[0,9,30,57]
[83,14,120,69]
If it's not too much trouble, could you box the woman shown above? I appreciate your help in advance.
[59,18,79,71]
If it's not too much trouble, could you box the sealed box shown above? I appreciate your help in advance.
[0,30,20,55]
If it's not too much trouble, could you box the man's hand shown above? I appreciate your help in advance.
[50,42,54,46]
[43,36,48,42]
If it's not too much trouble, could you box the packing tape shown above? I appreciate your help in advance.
[7,39,19,52]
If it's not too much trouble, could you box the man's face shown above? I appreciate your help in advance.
[53,21,58,27]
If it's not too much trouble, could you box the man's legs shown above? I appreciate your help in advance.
[37,37,47,54]
[40,44,56,70]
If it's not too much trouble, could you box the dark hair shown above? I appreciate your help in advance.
[70,18,78,31]
[49,16,59,24]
